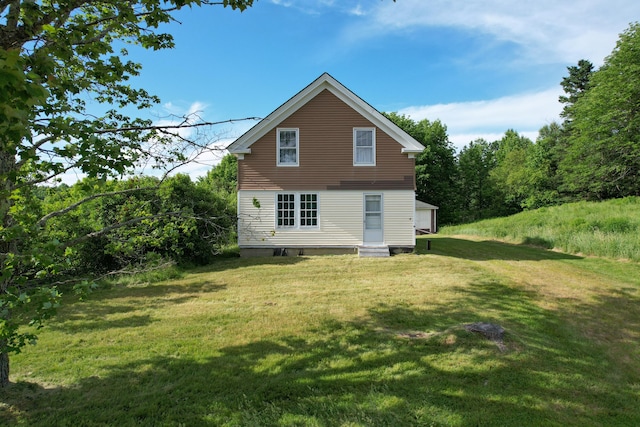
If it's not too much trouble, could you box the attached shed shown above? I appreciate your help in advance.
[415,200,439,234]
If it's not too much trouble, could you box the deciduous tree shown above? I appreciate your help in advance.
[385,113,459,225]
[456,139,500,222]
[560,23,640,200]
[490,129,533,212]
[0,0,255,387]
[520,122,566,209]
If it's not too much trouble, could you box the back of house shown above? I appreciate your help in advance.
[227,73,424,257]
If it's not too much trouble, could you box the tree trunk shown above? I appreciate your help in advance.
[1,133,18,389]
[0,350,8,388]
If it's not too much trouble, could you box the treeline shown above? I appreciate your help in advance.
[388,22,640,226]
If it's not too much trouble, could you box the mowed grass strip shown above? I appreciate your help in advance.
[3,236,640,426]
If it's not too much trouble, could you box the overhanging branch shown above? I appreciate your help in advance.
[36,185,161,228]
[60,211,183,249]
[91,117,261,135]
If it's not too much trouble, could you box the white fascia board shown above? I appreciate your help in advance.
[401,147,424,154]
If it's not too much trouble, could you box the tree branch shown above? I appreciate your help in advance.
[60,211,184,249]
[92,116,261,135]
[35,184,165,229]
[0,0,13,15]
[5,0,20,30]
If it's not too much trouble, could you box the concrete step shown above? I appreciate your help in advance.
[358,245,390,257]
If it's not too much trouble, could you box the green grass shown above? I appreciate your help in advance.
[3,237,640,426]
[441,196,640,261]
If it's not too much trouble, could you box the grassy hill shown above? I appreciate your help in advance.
[441,196,640,261]
[3,237,640,426]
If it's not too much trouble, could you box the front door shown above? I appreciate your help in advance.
[363,194,383,244]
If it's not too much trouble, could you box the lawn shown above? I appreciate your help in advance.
[2,235,640,426]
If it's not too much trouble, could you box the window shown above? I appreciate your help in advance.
[276,193,318,229]
[277,128,299,166]
[299,194,318,227]
[354,128,375,166]
[276,193,296,227]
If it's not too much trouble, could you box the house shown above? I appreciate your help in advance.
[415,200,439,234]
[227,73,424,257]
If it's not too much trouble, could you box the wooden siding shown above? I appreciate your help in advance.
[237,190,416,247]
[238,89,416,191]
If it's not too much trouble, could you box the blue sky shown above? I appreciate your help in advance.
[122,0,639,177]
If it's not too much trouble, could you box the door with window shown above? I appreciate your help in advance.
[363,194,383,244]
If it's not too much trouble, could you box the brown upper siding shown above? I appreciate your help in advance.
[238,89,416,191]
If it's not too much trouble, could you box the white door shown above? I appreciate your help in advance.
[363,194,383,244]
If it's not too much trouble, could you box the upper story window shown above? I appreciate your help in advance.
[354,128,375,166]
[277,128,299,166]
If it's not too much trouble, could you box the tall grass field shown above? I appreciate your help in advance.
[441,196,640,261]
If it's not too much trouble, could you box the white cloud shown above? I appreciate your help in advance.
[270,0,293,7]
[186,101,207,117]
[151,101,209,142]
[398,87,564,150]
[353,0,639,65]
[270,0,369,17]
[349,4,365,17]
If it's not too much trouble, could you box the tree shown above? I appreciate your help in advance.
[490,129,534,212]
[559,59,594,124]
[1,0,255,387]
[456,139,501,222]
[198,153,238,196]
[41,175,237,273]
[520,122,565,209]
[385,113,460,225]
[560,22,640,200]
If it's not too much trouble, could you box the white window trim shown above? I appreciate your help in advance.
[275,192,319,230]
[353,127,376,166]
[277,128,299,167]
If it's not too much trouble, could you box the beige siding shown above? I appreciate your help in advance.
[238,89,416,191]
[382,192,416,247]
[238,190,415,248]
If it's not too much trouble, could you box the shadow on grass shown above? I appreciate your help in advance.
[199,254,309,273]
[49,258,311,335]
[48,281,228,333]
[418,236,582,261]
[4,279,638,426]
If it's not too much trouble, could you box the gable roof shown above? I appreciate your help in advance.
[227,72,424,155]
